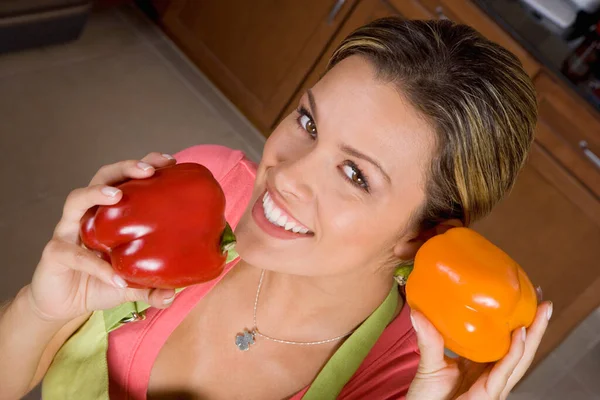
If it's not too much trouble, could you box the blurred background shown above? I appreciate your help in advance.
[0,0,598,399]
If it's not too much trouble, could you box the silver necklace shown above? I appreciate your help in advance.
[234,269,355,351]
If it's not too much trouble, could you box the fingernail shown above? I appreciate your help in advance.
[521,326,527,341]
[547,302,553,321]
[112,275,128,289]
[410,311,418,333]
[137,161,153,171]
[535,286,543,302]
[101,186,121,197]
[162,153,175,160]
[163,294,176,305]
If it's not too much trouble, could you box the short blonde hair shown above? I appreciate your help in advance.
[328,18,537,230]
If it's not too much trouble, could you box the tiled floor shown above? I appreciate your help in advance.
[0,5,598,400]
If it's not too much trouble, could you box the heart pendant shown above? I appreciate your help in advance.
[235,329,256,351]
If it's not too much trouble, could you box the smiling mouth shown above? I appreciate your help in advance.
[262,191,313,234]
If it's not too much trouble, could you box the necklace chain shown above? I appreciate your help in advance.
[250,269,355,346]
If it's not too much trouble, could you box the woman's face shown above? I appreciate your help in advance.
[235,56,436,278]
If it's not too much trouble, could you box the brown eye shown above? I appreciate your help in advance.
[299,113,317,138]
[341,163,369,191]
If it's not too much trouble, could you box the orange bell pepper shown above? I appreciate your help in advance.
[404,227,537,362]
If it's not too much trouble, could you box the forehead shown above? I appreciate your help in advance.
[311,56,435,191]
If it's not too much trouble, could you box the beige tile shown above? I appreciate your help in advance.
[543,373,600,400]
[0,43,259,300]
[571,341,600,395]
[0,9,144,79]
[511,353,565,399]
[547,318,600,371]
[114,4,167,45]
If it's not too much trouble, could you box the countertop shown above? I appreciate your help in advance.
[472,0,600,112]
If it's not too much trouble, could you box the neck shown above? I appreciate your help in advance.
[239,261,397,343]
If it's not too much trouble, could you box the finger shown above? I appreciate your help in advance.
[485,326,527,397]
[89,152,176,187]
[42,239,126,289]
[110,287,177,309]
[502,301,552,396]
[54,185,122,242]
[84,282,177,312]
[535,286,543,304]
[147,288,177,309]
[411,310,447,373]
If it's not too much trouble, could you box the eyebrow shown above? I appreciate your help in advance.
[307,89,318,122]
[341,144,391,184]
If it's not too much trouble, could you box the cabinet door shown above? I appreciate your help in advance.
[162,0,357,134]
[535,71,600,199]
[418,0,540,78]
[473,142,600,367]
[277,0,432,126]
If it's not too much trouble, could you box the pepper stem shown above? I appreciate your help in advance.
[394,264,414,286]
[220,222,236,252]
[220,222,239,263]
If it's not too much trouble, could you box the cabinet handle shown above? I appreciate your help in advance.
[435,6,449,20]
[327,0,346,24]
[579,140,600,169]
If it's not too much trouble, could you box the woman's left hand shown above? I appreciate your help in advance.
[406,300,552,400]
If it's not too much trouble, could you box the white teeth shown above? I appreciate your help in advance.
[271,207,281,221]
[277,215,287,226]
[284,221,295,230]
[262,192,311,234]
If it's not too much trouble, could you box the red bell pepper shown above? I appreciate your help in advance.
[80,163,235,289]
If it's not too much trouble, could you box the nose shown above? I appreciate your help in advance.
[271,151,317,204]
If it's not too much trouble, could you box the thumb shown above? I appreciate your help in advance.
[411,310,447,373]
[122,287,176,309]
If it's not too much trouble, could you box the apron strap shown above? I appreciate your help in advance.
[302,282,399,399]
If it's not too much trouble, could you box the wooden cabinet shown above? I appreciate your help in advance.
[278,0,419,126]
[162,0,358,133]
[473,142,600,366]
[159,0,600,369]
[534,71,600,198]
[416,0,540,77]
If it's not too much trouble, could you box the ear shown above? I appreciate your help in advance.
[392,219,463,261]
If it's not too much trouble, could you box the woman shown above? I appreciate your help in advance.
[0,18,551,399]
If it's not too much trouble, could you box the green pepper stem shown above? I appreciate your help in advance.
[220,222,236,252]
[394,264,414,286]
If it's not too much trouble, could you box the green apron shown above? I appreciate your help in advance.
[42,261,400,399]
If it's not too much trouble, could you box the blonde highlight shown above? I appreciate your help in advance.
[327,18,537,229]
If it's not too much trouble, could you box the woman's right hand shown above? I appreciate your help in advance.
[27,152,179,323]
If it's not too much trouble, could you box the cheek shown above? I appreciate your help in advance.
[321,199,413,248]
[323,206,386,245]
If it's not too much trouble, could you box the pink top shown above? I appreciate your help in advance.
[107,145,420,399]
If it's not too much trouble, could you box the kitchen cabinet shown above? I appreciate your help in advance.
[534,71,600,198]
[278,0,426,126]
[158,0,600,369]
[162,0,358,133]
[473,141,600,367]
[416,0,540,77]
